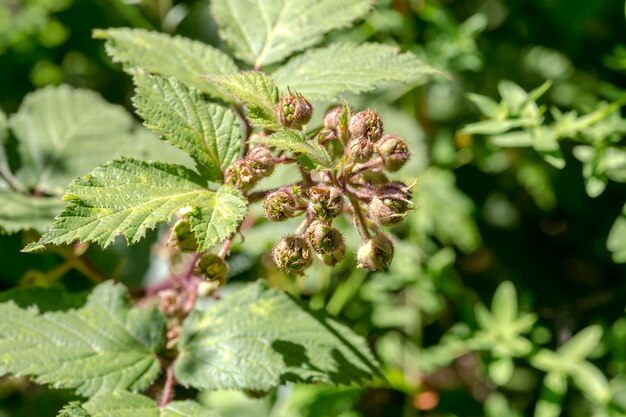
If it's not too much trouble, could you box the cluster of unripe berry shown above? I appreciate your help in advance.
[264,94,412,275]
[169,92,413,280]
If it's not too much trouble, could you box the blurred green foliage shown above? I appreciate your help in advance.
[2,0,626,416]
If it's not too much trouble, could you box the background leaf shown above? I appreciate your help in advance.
[8,86,155,195]
[210,0,374,66]
[174,281,381,391]
[0,282,164,397]
[93,28,237,99]
[272,43,441,100]
[133,73,242,182]
[25,159,247,252]
[0,190,64,233]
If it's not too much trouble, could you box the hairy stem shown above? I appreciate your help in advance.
[347,194,371,241]
[235,103,253,155]
[350,158,383,177]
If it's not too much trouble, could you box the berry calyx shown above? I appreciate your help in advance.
[348,109,383,143]
[324,106,346,132]
[246,146,275,178]
[195,254,229,284]
[305,220,344,254]
[376,134,410,172]
[356,233,394,271]
[347,136,374,163]
[169,218,198,252]
[277,93,313,129]
[272,235,313,275]
[264,188,300,222]
[225,160,259,191]
[308,185,344,221]
[368,182,413,226]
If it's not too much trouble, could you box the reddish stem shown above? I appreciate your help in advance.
[158,365,176,407]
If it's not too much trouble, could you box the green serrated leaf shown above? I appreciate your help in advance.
[133,74,242,182]
[93,28,237,99]
[252,130,332,169]
[8,86,153,195]
[0,282,163,396]
[24,158,247,252]
[272,43,441,100]
[0,190,65,234]
[58,391,219,417]
[211,72,279,129]
[210,0,374,66]
[175,281,381,391]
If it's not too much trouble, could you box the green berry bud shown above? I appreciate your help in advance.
[272,235,312,275]
[305,220,344,254]
[169,219,198,252]
[225,160,258,191]
[356,233,394,271]
[277,94,313,129]
[308,185,344,221]
[376,134,410,172]
[348,109,383,143]
[347,136,373,163]
[368,182,413,226]
[246,146,275,178]
[264,188,299,221]
[195,254,229,285]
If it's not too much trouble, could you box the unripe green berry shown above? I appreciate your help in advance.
[308,185,344,221]
[169,218,198,252]
[368,182,413,226]
[376,134,410,172]
[264,188,299,221]
[305,220,344,254]
[357,233,394,271]
[348,109,383,143]
[272,235,312,275]
[277,94,313,129]
[246,146,275,178]
[347,136,374,163]
[225,160,258,191]
[319,244,346,266]
[195,254,229,284]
